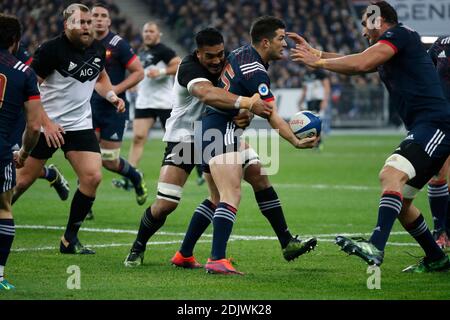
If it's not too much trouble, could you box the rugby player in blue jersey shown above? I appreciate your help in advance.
[290,1,450,272]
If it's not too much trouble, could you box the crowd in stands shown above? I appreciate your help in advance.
[1,0,387,124]
[0,0,143,54]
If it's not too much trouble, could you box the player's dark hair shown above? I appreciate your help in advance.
[0,14,22,49]
[92,1,110,12]
[250,16,286,44]
[195,28,223,48]
[369,1,398,25]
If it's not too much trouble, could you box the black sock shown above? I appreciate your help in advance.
[211,203,237,260]
[64,189,95,243]
[133,207,166,252]
[369,191,402,251]
[0,219,15,279]
[255,187,292,248]
[180,199,215,257]
[428,181,448,232]
[41,166,57,182]
[118,158,142,189]
[404,214,445,261]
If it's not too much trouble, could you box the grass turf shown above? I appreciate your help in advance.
[2,134,450,300]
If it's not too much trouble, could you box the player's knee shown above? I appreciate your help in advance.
[152,200,178,218]
[15,175,34,192]
[133,134,146,145]
[102,159,119,171]
[156,182,183,212]
[81,171,102,189]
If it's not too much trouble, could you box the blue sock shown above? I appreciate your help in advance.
[118,158,141,189]
[404,214,445,261]
[180,199,215,257]
[0,219,15,280]
[255,187,292,248]
[42,166,57,182]
[428,181,449,232]
[211,202,237,260]
[369,191,403,251]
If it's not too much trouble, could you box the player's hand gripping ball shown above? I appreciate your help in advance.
[289,111,322,139]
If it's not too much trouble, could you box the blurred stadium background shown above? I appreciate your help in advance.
[2,0,448,131]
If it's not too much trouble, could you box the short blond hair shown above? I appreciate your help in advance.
[63,3,90,21]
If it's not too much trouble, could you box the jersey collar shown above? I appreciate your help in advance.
[250,45,269,70]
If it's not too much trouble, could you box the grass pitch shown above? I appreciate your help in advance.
[2,134,450,300]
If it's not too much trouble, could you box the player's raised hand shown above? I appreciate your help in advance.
[248,93,272,118]
[293,135,320,149]
[290,46,321,68]
[287,32,322,57]
[43,120,65,148]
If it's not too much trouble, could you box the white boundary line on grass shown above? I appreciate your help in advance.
[12,225,419,252]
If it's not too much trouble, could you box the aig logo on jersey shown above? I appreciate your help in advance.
[258,83,269,96]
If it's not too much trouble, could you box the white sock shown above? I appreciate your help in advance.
[0,265,4,281]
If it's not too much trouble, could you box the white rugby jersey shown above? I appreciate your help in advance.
[31,33,106,131]
[136,43,177,110]
[163,53,218,143]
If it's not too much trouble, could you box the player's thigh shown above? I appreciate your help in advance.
[209,153,243,194]
[16,156,46,186]
[430,155,450,183]
[66,151,102,182]
[390,125,450,199]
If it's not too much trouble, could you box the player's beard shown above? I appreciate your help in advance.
[69,30,94,49]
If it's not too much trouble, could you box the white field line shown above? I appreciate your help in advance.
[16,224,410,239]
[12,238,419,252]
[12,225,418,252]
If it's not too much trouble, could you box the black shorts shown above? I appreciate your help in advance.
[0,160,15,193]
[30,129,101,160]
[393,123,450,190]
[134,108,171,129]
[161,142,201,174]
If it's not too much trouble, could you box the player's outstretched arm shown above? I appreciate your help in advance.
[291,42,395,75]
[190,81,272,118]
[15,99,43,168]
[113,57,144,95]
[287,32,343,59]
[267,101,318,149]
[147,56,182,78]
[95,69,126,113]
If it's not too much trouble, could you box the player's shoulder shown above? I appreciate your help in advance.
[179,53,199,69]
[36,34,64,53]
[0,51,34,79]
[230,45,267,78]
[437,36,450,46]
[156,42,174,52]
[107,32,126,47]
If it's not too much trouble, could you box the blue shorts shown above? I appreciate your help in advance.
[394,123,450,189]
[201,108,242,173]
[0,160,15,193]
[92,99,129,142]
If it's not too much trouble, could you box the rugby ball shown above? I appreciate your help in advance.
[289,111,322,139]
